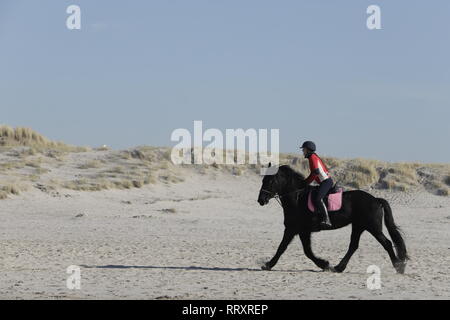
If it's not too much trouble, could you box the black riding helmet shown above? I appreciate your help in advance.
[300,141,316,152]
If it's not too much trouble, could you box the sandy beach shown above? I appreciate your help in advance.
[1,164,449,299]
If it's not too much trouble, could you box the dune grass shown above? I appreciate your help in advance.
[77,160,104,169]
[1,126,449,198]
[0,182,28,199]
[340,159,380,189]
[0,125,88,152]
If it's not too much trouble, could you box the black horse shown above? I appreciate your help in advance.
[257,165,408,274]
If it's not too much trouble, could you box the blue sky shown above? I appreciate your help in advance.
[1,0,449,163]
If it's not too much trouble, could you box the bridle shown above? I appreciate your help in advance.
[260,175,306,207]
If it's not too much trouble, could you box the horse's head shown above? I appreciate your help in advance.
[258,172,280,206]
[257,164,306,206]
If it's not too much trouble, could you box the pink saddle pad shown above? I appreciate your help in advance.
[308,189,343,212]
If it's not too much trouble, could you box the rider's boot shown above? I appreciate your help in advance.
[317,199,332,228]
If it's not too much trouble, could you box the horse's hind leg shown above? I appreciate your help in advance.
[299,233,332,271]
[334,226,364,273]
[368,230,400,271]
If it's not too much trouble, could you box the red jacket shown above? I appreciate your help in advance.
[305,153,331,185]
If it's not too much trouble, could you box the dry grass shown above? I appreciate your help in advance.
[0,125,88,152]
[1,184,21,195]
[265,155,448,195]
[1,127,449,198]
[62,179,113,191]
[423,180,449,196]
[7,147,37,158]
[119,146,172,163]
[0,126,52,146]
[0,182,28,199]
[321,156,345,170]
[61,171,157,191]
[341,159,380,189]
[45,149,67,161]
[51,149,450,196]
[104,166,125,175]
[158,173,185,184]
[376,163,420,191]
[77,160,103,169]
[292,157,381,189]
[0,160,26,171]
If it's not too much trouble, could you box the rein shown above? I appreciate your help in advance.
[260,176,306,207]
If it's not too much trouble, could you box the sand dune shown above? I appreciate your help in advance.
[0,126,449,299]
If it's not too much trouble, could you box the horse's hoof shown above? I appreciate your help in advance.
[333,265,344,273]
[321,263,334,272]
[261,263,272,271]
[394,261,406,274]
[324,266,335,272]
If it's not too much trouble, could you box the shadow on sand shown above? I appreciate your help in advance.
[79,264,321,273]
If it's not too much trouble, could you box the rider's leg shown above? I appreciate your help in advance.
[314,178,333,227]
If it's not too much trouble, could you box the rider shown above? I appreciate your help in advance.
[300,141,333,227]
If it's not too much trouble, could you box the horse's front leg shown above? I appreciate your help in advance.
[262,228,295,271]
[299,233,333,271]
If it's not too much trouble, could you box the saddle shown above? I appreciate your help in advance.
[307,183,343,212]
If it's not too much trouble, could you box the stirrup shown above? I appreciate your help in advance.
[320,219,332,227]
[319,200,332,227]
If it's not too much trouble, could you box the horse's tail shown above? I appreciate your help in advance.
[377,198,409,262]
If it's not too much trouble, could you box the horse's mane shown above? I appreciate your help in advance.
[278,165,305,180]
